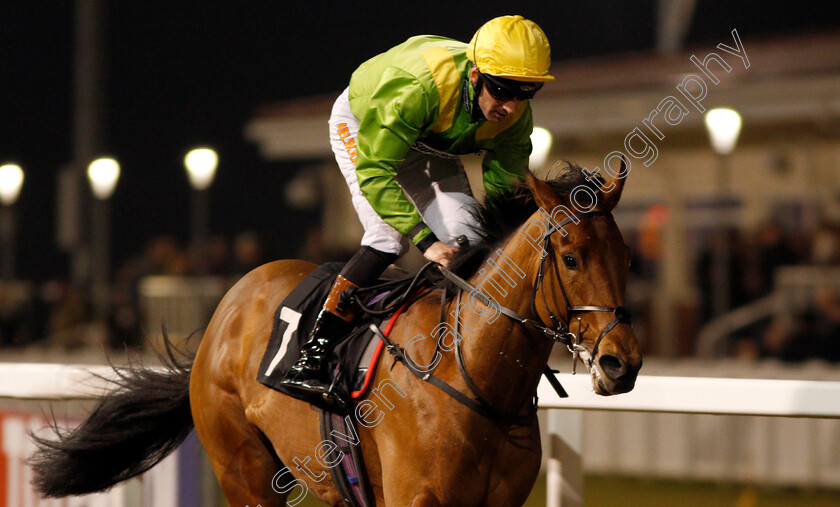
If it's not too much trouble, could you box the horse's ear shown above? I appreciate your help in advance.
[599,158,628,212]
[525,171,560,211]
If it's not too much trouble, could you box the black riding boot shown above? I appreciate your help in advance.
[280,247,398,404]
[281,308,352,394]
[280,274,358,403]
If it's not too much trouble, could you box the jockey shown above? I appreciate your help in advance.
[281,15,554,399]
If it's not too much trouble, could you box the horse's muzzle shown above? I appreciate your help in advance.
[595,353,641,395]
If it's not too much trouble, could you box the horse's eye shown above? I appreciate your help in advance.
[562,255,578,270]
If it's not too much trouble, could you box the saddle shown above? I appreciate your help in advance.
[257,262,430,410]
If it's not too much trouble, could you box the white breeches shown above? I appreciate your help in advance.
[328,87,482,256]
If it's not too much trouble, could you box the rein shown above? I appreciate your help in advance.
[372,209,632,426]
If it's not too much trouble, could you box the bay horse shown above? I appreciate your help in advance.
[30,167,641,506]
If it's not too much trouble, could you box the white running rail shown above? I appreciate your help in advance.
[0,363,117,400]
[3,363,840,506]
[0,363,201,507]
[537,373,840,506]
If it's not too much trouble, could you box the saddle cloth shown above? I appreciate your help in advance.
[257,262,416,412]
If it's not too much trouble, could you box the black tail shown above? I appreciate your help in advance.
[29,336,195,498]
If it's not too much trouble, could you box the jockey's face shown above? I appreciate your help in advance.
[469,66,525,123]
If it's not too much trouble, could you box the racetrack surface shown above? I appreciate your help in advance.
[292,473,840,506]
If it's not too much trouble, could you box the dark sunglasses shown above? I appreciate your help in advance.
[480,72,543,101]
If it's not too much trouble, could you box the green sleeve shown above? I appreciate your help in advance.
[482,105,533,197]
[353,67,436,247]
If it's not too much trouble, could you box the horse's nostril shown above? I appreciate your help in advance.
[598,354,626,380]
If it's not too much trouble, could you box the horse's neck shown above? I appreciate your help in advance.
[458,230,554,414]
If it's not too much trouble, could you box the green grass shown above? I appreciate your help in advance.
[572,475,840,507]
[286,473,840,506]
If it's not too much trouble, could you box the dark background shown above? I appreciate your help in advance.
[1,1,837,280]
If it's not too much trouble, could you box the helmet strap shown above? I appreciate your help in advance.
[469,73,487,121]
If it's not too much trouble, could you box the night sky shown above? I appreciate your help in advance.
[1,1,837,280]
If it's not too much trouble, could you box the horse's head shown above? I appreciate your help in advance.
[525,164,642,395]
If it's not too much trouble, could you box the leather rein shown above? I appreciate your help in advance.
[372,209,632,426]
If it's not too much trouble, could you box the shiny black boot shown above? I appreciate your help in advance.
[280,309,352,401]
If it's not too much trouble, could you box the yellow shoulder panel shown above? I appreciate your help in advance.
[422,47,461,133]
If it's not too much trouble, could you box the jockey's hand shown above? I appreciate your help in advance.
[423,241,460,269]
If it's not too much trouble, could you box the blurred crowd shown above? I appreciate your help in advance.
[3,218,840,363]
[628,217,840,362]
[0,232,268,351]
[726,221,840,362]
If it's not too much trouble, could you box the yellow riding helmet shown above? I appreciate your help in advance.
[467,15,554,82]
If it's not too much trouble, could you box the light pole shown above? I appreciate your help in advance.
[704,107,742,317]
[87,157,120,319]
[184,147,218,275]
[0,164,24,281]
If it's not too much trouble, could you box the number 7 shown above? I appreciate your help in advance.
[264,307,302,376]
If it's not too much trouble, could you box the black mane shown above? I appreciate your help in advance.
[452,163,603,277]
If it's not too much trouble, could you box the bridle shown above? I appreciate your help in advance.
[440,209,632,375]
[373,208,632,426]
[529,210,632,374]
